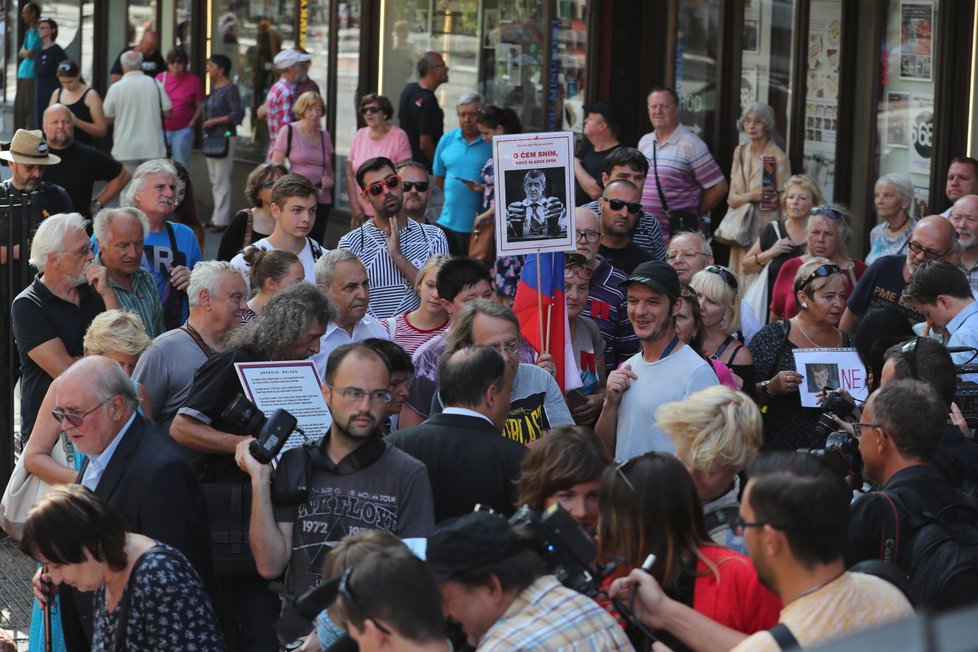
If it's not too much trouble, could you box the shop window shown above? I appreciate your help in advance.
[175,0,193,63]
[127,0,157,47]
[877,0,937,217]
[208,0,296,160]
[554,0,587,133]
[675,0,720,144]
[801,0,842,201]
[738,0,795,152]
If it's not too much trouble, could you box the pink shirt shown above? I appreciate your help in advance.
[273,123,335,204]
[156,71,204,130]
[349,125,412,216]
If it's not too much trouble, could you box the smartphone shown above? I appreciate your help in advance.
[451,175,476,184]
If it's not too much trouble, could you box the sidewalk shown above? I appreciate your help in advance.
[0,534,35,649]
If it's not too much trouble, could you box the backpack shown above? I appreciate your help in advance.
[880,490,978,610]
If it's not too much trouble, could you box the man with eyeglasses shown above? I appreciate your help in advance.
[235,342,434,598]
[13,212,119,446]
[597,179,654,274]
[574,206,639,373]
[171,282,334,649]
[845,380,978,610]
[608,452,912,651]
[388,345,526,522]
[841,215,957,333]
[666,230,715,285]
[339,157,449,320]
[47,355,213,652]
[396,159,463,255]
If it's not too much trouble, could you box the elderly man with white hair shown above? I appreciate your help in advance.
[108,159,202,330]
[103,49,172,173]
[12,212,119,445]
[431,91,492,246]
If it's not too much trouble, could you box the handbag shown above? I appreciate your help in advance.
[468,221,495,265]
[714,148,756,247]
[201,132,230,158]
[741,221,783,330]
[1,433,74,539]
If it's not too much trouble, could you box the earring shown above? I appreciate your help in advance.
[800,303,809,311]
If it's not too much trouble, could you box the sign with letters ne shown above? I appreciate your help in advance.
[793,348,867,408]
[493,131,576,256]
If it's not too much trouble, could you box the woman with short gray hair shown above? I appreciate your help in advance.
[723,101,790,277]
[866,173,914,265]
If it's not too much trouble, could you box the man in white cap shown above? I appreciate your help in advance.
[257,48,311,160]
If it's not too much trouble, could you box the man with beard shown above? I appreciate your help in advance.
[608,452,913,651]
[396,159,462,254]
[257,49,311,160]
[235,342,434,597]
[12,213,119,445]
[949,194,978,290]
[841,215,959,333]
[339,156,449,319]
[595,260,717,459]
[597,179,653,275]
[42,103,130,218]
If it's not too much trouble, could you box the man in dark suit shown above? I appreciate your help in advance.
[45,355,212,651]
[388,345,527,522]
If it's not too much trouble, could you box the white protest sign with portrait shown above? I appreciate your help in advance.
[493,131,576,256]
[793,348,867,408]
[234,360,331,455]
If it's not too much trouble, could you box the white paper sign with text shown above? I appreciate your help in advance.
[793,348,867,408]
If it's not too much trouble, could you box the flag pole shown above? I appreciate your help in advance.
[535,251,544,353]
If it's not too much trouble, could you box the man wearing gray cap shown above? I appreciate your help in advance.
[426,510,632,651]
[257,48,311,160]
[595,260,718,460]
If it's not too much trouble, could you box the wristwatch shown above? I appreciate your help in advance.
[760,380,771,397]
[91,198,104,211]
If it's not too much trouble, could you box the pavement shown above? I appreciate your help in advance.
[0,534,35,649]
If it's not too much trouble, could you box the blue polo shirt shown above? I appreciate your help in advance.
[433,128,492,233]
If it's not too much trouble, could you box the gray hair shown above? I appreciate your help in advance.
[875,173,913,202]
[445,299,520,354]
[92,207,149,246]
[314,248,360,288]
[120,49,144,72]
[62,355,139,412]
[807,204,851,245]
[457,92,484,110]
[670,230,712,258]
[188,260,244,308]
[122,159,176,208]
[29,212,89,272]
[225,283,336,360]
[738,102,777,137]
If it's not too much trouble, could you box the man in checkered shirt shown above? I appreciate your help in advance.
[257,48,310,160]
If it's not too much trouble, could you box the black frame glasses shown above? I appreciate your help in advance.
[907,239,952,261]
[705,265,739,290]
[366,175,400,196]
[601,197,642,214]
[575,229,601,243]
[729,515,768,537]
[338,567,392,635]
[52,398,111,427]
[851,422,880,439]
[400,181,429,193]
[329,386,393,405]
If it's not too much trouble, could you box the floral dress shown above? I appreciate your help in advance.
[481,156,525,297]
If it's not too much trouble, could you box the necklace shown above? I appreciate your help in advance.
[789,572,844,605]
[887,215,910,233]
[794,317,828,348]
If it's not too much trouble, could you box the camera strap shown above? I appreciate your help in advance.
[180,324,215,359]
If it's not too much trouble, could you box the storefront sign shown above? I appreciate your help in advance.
[909,93,934,174]
[900,1,934,81]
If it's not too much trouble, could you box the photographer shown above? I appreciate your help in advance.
[845,380,978,609]
[425,510,631,651]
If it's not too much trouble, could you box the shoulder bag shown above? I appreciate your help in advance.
[742,221,783,326]
[468,221,495,265]
[1,433,75,539]
[202,87,231,158]
[653,141,700,236]
[714,148,756,247]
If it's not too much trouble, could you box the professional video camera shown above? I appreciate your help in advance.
[801,389,863,489]
[222,394,298,464]
[814,388,860,440]
[949,346,978,426]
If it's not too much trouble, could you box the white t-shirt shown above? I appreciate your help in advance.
[103,72,172,161]
[229,236,323,293]
[615,344,718,460]
[312,317,391,379]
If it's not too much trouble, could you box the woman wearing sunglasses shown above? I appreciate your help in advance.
[48,60,108,146]
[768,205,866,321]
[346,93,411,228]
[690,265,754,393]
[21,310,153,652]
[749,258,852,450]
[217,163,288,261]
[597,452,780,651]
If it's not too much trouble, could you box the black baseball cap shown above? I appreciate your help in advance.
[426,511,524,583]
[620,260,681,300]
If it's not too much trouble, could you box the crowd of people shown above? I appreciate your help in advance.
[2,33,978,652]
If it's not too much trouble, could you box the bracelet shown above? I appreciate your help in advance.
[754,253,761,266]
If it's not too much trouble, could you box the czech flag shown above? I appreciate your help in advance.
[512,252,582,392]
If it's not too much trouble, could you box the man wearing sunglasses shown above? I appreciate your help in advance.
[597,179,654,275]
[396,159,463,255]
[339,156,449,320]
[841,215,957,333]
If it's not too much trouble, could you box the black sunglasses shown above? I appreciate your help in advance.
[705,265,739,290]
[401,180,429,193]
[367,175,400,196]
[360,105,383,115]
[601,197,642,214]
[795,263,842,293]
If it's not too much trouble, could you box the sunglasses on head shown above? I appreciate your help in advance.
[401,180,429,193]
[901,337,921,380]
[367,174,399,196]
[810,206,844,221]
[705,265,739,290]
[601,197,642,214]
[795,263,842,293]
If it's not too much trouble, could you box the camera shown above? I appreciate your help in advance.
[953,353,978,426]
[814,388,860,440]
[221,394,298,464]
[801,431,864,490]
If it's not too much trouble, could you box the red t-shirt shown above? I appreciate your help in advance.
[769,256,868,320]
[157,71,204,131]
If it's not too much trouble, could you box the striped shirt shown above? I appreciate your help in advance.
[637,124,726,240]
[381,313,451,357]
[98,258,166,339]
[583,257,639,373]
[338,219,449,319]
[478,575,633,651]
[582,199,666,262]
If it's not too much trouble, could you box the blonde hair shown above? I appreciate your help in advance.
[781,174,823,214]
[689,267,741,333]
[415,253,451,292]
[656,385,762,473]
[293,91,325,117]
[82,310,152,357]
[793,256,844,301]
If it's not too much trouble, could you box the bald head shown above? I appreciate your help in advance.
[950,195,978,251]
[908,215,960,272]
[43,104,74,148]
[575,207,601,262]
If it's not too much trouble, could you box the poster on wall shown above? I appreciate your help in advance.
[909,93,934,175]
[913,186,930,218]
[885,91,909,148]
[900,1,934,81]
[493,132,576,256]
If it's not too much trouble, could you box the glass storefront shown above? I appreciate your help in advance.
[675,0,720,144]
[801,0,842,201]
[738,0,795,151]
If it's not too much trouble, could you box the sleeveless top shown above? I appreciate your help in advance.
[56,87,95,146]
